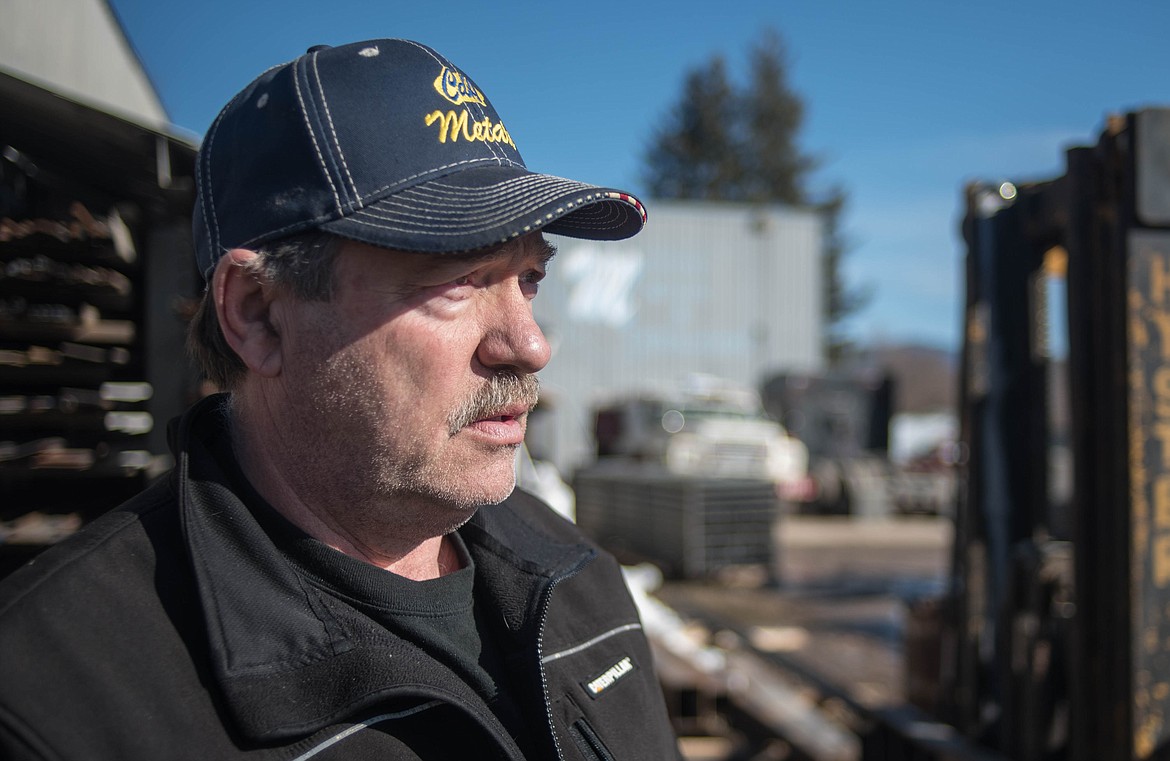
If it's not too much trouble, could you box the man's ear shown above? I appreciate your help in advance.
[213,249,284,378]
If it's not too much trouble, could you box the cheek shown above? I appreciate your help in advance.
[388,307,482,361]
[376,320,481,399]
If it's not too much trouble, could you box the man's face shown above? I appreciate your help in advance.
[272,233,554,529]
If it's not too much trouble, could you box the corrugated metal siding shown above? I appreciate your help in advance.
[531,200,825,472]
[0,0,168,130]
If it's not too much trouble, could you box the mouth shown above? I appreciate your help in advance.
[473,404,530,425]
[461,404,530,445]
[447,372,540,438]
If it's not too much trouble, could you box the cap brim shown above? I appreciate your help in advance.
[319,165,646,253]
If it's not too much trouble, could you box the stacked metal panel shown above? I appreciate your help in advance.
[573,464,779,579]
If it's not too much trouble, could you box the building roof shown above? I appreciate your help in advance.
[0,0,170,133]
[0,69,196,207]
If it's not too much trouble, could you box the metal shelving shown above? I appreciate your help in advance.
[0,72,198,576]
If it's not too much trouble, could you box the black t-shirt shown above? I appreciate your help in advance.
[208,426,535,753]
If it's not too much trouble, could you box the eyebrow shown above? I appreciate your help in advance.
[535,239,558,266]
[397,239,559,289]
[438,238,558,267]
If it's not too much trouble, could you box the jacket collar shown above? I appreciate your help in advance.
[171,395,594,742]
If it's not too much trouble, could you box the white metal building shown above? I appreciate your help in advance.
[533,199,826,473]
[0,0,171,132]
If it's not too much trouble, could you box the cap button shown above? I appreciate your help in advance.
[306,45,332,53]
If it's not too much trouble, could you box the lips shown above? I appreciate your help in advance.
[474,404,530,425]
[446,372,540,436]
[462,404,530,445]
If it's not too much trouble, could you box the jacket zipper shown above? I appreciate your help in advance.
[535,552,597,761]
[569,718,617,761]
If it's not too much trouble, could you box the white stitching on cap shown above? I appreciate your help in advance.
[196,59,292,267]
[352,175,592,229]
[359,186,601,229]
[221,171,602,245]
[292,53,344,213]
[342,198,638,237]
[196,111,220,258]
[357,157,525,200]
[470,77,505,164]
[198,87,247,261]
[324,169,644,242]
[401,38,443,65]
[404,39,506,166]
[312,53,358,202]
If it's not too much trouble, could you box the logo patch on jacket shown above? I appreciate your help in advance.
[581,656,637,699]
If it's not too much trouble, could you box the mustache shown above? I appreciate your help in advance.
[448,372,540,435]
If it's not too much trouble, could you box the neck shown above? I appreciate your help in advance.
[227,391,464,581]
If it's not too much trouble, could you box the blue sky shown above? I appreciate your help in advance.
[109,0,1170,352]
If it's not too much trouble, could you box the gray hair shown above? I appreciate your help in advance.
[186,232,341,391]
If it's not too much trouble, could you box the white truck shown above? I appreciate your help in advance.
[573,379,810,578]
[591,380,810,494]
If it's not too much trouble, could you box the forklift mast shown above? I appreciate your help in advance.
[951,110,1170,761]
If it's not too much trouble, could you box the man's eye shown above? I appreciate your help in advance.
[452,275,472,286]
[520,270,544,297]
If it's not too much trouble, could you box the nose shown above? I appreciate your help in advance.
[475,284,552,375]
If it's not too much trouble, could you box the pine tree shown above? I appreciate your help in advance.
[641,29,866,364]
[643,56,745,201]
[743,30,809,205]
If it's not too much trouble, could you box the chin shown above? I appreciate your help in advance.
[466,478,518,508]
[424,471,516,513]
[460,448,520,501]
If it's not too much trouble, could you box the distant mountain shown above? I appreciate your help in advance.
[867,343,958,415]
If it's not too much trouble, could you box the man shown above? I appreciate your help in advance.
[0,39,680,760]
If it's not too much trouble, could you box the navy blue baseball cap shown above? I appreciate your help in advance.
[192,39,647,280]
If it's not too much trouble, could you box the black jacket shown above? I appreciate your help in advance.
[0,396,680,760]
